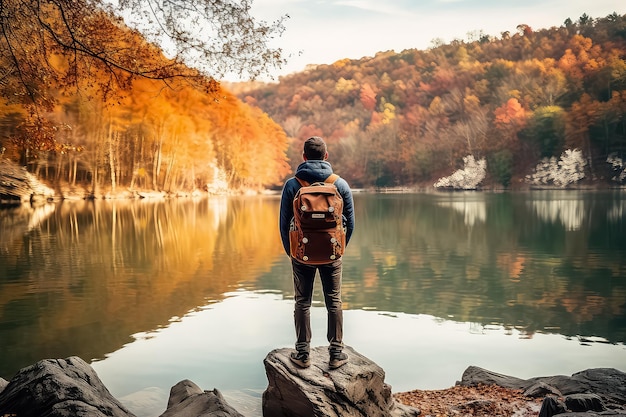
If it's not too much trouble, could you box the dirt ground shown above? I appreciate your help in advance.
[394,383,544,417]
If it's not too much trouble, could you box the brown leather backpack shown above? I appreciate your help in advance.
[289,174,346,264]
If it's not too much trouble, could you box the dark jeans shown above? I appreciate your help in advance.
[291,258,343,354]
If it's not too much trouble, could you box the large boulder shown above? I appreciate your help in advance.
[262,345,420,417]
[0,357,135,417]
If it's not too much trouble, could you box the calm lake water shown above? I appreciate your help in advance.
[1,191,625,416]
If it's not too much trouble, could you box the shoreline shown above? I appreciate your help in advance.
[1,357,624,417]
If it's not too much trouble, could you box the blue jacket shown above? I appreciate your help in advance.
[279,160,355,256]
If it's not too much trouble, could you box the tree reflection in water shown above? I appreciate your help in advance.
[0,191,624,397]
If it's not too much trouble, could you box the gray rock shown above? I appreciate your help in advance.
[460,366,530,389]
[0,356,135,417]
[565,393,607,412]
[158,380,244,417]
[0,378,8,394]
[262,345,420,417]
[570,369,626,405]
[539,395,568,417]
[461,366,626,416]
[524,381,563,398]
[539,395,626,417]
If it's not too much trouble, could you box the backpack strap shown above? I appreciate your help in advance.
[325,173,339,184]
[295,174,339,187]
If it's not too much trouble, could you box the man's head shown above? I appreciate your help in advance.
[303,136,328,160]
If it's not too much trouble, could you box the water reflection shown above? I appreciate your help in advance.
[93,291,624,417]
[437,196,487,226]
[342,192,626,343]
[529,196,585,231]
[0,196,284,378]
[608,200,625,221]
[0,191,625,388]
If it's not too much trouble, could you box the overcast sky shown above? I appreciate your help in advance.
[244,0,622,81]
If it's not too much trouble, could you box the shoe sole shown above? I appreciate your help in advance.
[290,357,311,368]
[329,359,348,369]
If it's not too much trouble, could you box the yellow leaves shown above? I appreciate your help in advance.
[428,96,445,116]
[380,101,396,125]
[343,119,361,135]
[493,58,515,70]
[558,49,583,78]
[569,34,593,54]
[463,94,481,113]
[332,58,351,69]
[335,77,358,94]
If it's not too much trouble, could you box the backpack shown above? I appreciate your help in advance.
[289,173,346,265]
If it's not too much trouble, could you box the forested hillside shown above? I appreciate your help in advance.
[0,1,290,196]
[238,13,626,189]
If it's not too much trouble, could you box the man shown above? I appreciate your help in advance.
[279,136,355,369]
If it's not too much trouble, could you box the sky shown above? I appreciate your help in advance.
[242,0,623,81]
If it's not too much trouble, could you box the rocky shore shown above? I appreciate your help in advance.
[0,346,625,417]
[0,159,55,205]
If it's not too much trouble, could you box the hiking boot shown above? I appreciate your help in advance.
[329,351,348,369]
[290,351,310,368]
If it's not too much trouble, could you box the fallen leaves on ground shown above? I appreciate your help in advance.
[394,383,544,417]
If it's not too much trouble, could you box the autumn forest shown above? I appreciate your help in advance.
[0,0,291,195]
[240,13,626,189]
[1,2,625,193]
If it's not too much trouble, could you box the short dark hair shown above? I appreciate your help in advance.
[303,136,327,160]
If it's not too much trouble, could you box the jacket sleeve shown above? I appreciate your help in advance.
[337,178,355,245]
[279,178,297,256]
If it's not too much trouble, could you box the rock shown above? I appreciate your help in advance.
[460,366,530,389]
[0,158,55,204]
[565,394,607,413]
[262,345,420,417]
[524,381,563,398]
[538,395,568,417]
[461,366,626,416]
[460,366,626,408]
[2,353,622,417]
[538,394,626,417]
[0,357,135,417]
[158,380,244,417]
[570,369,626,405]
[0,378,8,393]
[167,380,204,409]
[0,359,244,417]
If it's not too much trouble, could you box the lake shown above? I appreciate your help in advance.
[1,191,625,416]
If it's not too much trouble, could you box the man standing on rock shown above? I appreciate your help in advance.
[279,136,355,369]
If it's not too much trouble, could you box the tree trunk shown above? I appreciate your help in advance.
[164,152,176,192]
[108,123,117,192]
[70,158,77,186]
[153,134,163,190]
